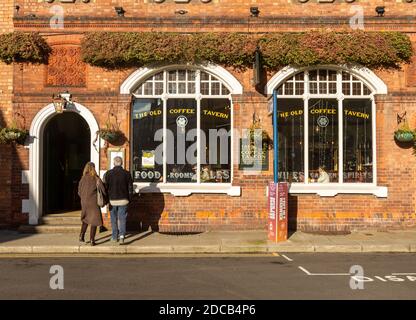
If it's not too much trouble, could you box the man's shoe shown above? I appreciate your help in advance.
[119,236,125,245]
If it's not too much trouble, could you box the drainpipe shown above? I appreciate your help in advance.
[273,89,278,183]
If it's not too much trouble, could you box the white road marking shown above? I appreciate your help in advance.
[298,266,350,276]
[281,254,293,262]
[374,276,388,282]
[391,273,416,275]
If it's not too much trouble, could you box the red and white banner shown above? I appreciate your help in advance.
[268,182,288,242]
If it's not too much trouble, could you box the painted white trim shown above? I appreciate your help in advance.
[120,64,243,95]
[133,183,241,197]
[28,102,100,225]
[288,184,388,198]
[265,65,387,95]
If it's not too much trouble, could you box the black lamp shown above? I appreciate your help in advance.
[115,7,125,17]
[250,7,260,17]
[375,6,385,17]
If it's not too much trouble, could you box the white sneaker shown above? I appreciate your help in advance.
[119,236,125,245]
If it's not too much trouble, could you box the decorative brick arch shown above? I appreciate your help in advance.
[27,103,100,225]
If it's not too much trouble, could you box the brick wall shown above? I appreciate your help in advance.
[3,1,416,232]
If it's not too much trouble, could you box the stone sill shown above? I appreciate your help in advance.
[288,184,388,198]
[133,183,241,197]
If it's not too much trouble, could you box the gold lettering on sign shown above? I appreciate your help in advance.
[46,45,86,87]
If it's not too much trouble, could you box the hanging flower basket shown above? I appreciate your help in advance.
[0,127,29,145]
[394,130,415,142]
[98,129,123,144]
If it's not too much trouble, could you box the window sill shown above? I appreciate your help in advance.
[288,184,388,198]
[133,183,241,197]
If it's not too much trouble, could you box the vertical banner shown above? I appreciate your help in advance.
[268,181,277,241]
[268,182,288,242]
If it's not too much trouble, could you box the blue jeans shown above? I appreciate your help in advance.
[110,205,128,240]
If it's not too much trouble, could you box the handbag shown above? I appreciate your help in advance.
[96,178,108,207]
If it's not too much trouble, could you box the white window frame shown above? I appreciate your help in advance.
[130,67,240,197]
[268,66,387,198]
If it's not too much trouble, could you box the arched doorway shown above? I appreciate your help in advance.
[43,112,90,214]
[29,102,100,225]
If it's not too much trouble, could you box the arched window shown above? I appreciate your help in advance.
[131,68,232,185]
[276,68,375,185]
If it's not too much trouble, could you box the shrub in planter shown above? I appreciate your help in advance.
[0,127,29,145]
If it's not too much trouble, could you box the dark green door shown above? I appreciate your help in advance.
[43,112,90,214]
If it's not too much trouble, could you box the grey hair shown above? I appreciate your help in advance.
[113,156,123,167]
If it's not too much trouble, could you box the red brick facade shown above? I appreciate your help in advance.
[1,1,416,232]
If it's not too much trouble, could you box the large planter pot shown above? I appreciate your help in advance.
[394,131,414,142]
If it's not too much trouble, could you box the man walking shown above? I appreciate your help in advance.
[104,156,133,245]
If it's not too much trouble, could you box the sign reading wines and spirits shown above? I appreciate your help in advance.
[239,138,269,171]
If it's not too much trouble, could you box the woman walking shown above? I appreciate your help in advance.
[78,162,106,246]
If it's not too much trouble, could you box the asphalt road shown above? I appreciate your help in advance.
[0,253,415,300]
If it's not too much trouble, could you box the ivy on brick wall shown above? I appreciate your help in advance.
[258,31,413,70]
[0,32,51,64]
[81,31,413,70]
[81,32,256,69]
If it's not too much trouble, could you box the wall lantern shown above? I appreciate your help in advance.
[375,6,385,17]
[52,91,72,113]
[114,7,125,17]
[250,7,260,17]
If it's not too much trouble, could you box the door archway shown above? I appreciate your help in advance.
[43,112,90,214]
[28,103,100,224]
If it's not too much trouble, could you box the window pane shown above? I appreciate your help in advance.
[178,82,186,94]
[309,82,318,94]
[221,84,230,95]
[178,70,186,81]
[132,98,164,183]
[168,82,176,94]
[200,99,231,183]
[309,70,317,81]
[188,82,196,94]
[284,82,294,95]
[295,82,304,95]
[154,82,163,95]
[342,82,351,95]
[154,72,163,81]
[200,71,210,81]
[211,82,220,95]
[343,99,373,183]
[201,82,210,95]
[144,82,153,95]
[278,98,305,182]
[308,99,339,183]
[328,70,337,81]
[328,82,337,94]
[166,99,197,183]
[319,82,327,94]
[168,71,176,81]
[352,82,361,95]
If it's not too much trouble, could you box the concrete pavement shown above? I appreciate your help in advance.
[0,228,415,255]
